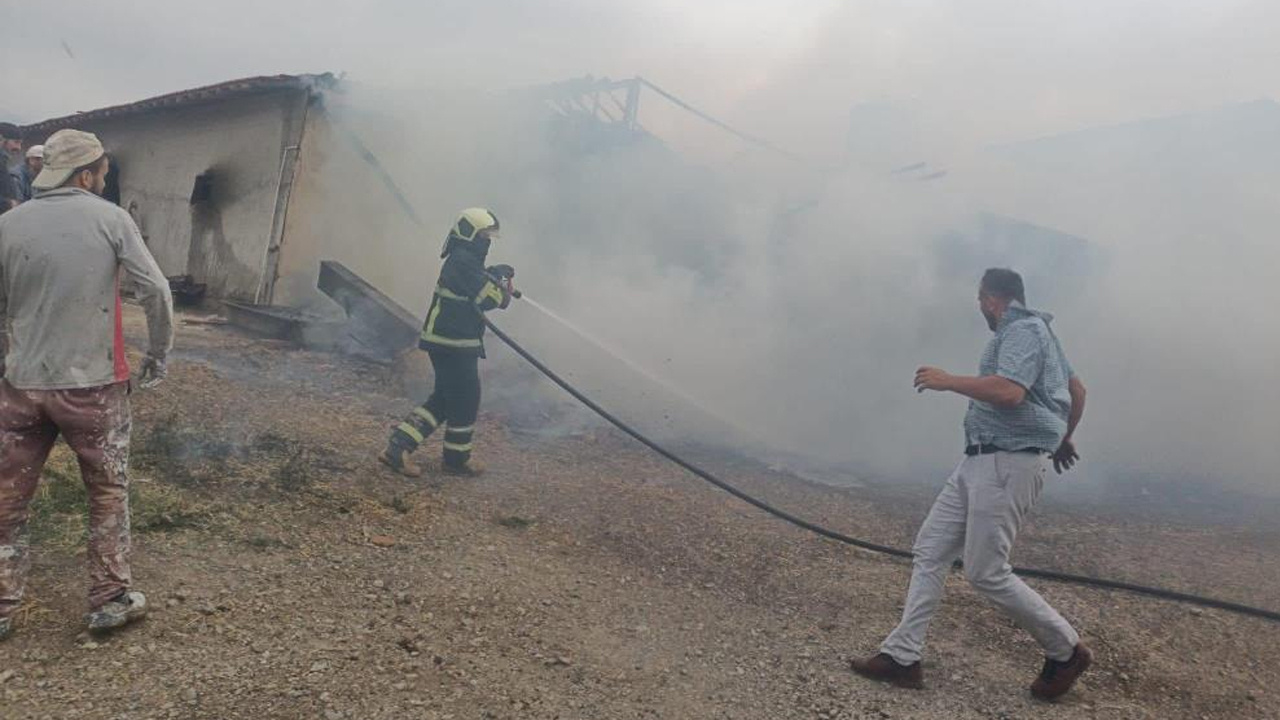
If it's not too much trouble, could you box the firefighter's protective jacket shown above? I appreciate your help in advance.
[418,245,510,356]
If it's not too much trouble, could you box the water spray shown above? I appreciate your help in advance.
[513,291,761,443]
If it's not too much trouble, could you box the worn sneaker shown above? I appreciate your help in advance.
[0,616,12,641]
[1030,643,1093,701]
[441,458,486,477]
[378,447,423,478]
[849,652,925,689]
[87,591,148,634]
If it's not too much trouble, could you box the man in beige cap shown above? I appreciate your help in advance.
[13,145,43,202]
[0,129,173,640]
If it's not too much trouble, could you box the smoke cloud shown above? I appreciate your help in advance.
[7,1,1279,502]
[303,73,1279,502]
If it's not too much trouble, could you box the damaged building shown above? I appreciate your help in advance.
[17,74,652,311]
[21,74,337,304]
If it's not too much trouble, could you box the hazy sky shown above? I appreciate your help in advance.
[4,0,1277,147]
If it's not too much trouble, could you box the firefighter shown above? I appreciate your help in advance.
[379,208,515,478]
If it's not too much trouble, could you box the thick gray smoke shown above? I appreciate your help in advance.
[298,74,1279,501]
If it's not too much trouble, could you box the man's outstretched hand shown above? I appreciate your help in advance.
[1052,438,1080,474]
[914,366,953,393]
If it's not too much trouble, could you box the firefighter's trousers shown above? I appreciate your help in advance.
[390,349,480,468]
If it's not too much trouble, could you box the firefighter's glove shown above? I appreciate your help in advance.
[497,279,515,309]
[136,353,168,390]
[486,264,515,280]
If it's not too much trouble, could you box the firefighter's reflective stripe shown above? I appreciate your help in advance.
[476,281,506,309]
[413,407,440,427]
[444,423,474,454]
[419,330,481,348]
[396,422,425,444]
[420,292,484,349]
[436,285,469,301]
[434,281,502,308]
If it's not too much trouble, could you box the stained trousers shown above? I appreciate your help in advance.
[0,381,133,618]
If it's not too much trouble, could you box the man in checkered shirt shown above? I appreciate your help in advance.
[851,268,1092,702]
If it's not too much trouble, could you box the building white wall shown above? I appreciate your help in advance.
[53,90,309,300]
[273,109,435,315]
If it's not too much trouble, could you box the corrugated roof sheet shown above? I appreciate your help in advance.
[21,73,336,134]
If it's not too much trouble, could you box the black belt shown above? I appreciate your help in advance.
[965,444,1047,456]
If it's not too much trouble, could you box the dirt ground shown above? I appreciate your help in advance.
[1,308,1277,720]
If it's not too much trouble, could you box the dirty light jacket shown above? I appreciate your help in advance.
[0,187,173,390]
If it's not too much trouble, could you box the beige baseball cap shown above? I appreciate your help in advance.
[25,145,43,159]
[32,129,104,190]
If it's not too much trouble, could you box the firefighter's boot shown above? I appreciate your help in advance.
[441,458,486,478]
[379,443,423,478]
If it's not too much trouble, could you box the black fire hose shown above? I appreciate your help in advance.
[484,317,1280,624]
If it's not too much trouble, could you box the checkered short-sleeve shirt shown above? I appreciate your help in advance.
[962,304,1074,452]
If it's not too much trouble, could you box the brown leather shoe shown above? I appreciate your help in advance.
[378,447,422,478]
[1030,643,1092,701]
[850,652,924,689]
